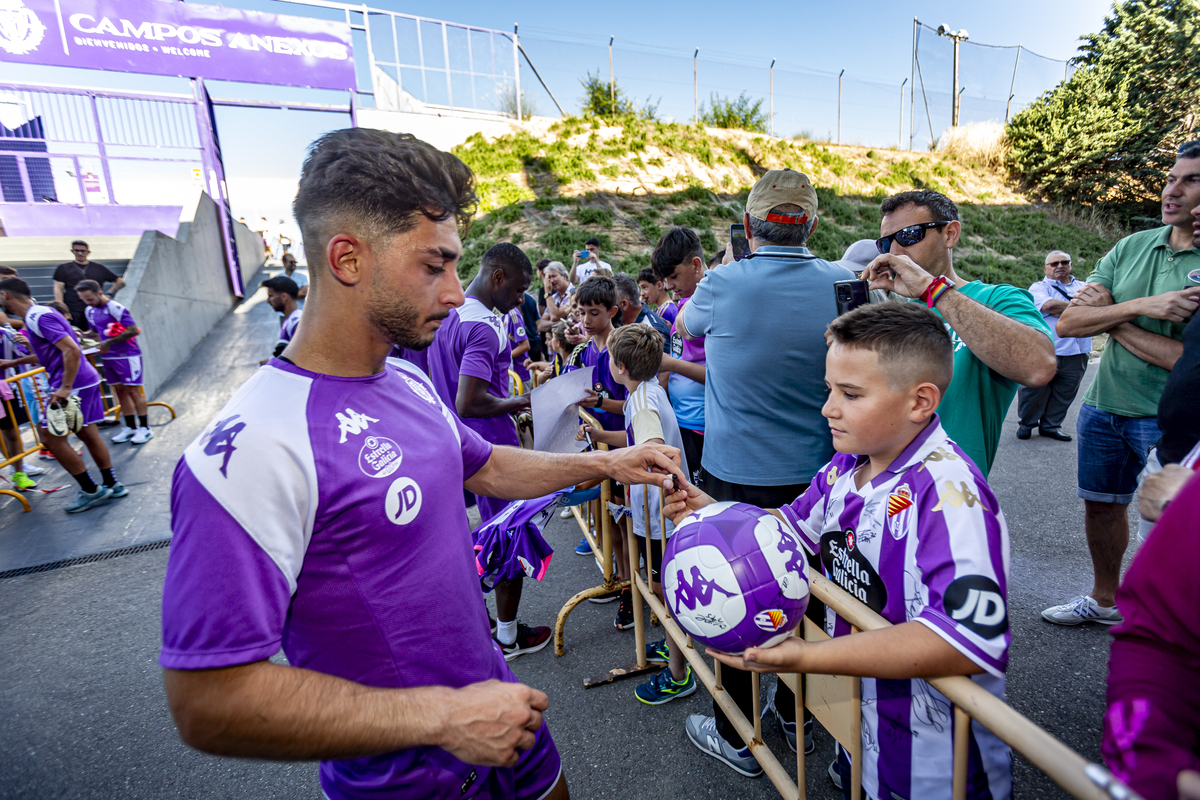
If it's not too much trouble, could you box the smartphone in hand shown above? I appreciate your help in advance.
[729,224,750,261]
[834,279,870,316]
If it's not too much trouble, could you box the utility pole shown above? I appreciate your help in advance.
[512,23,522,121]
[769,58,775,137]
[899,78,908,149]
[937,25,969,127]
[693,48,699,125]
[909,17,917,151]
[608,35,614,119]
[1006,44,1022,123]
[837,69,844,144]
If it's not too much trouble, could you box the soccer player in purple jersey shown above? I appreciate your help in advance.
[426,243,548,660]
[666,302,1012,799]
[0,277,126,512]
[258,275,302,366]
[77,280,152,445]
[160,129,684,800]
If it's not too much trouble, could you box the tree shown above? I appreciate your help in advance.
[579,71,658,119]
[699,92,768,133]
[1007,0,1200,224]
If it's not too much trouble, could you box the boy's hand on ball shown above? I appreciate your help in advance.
[663,479,714,525]
[707,637,806,673]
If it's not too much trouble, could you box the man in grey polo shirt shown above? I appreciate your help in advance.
[675,169,853,777]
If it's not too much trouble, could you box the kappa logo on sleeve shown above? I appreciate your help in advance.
[202,415,246,477]
[945,575,1007,639]
[932,480,991,512]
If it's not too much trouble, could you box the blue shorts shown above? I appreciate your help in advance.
[1076,403,1161,504]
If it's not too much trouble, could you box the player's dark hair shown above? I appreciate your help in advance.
[612,272,641,306]
[0,277,31,297]
[47,301,71,317]
[535,257,551,271]
[71,240,88,249]
[707,252,724,268]
[262,275,300,299]
[608,323,664,382]
[0,265,16,277]
[75,279,101,294]
[651,227,704,281]
[481,242,533,281]
[575,274,618,310]
[827,301,954,392]
[636,267,660,286]
[880,190,959,222]
[1178,140,1200,160]
[585,237,601,248]
[293,129,476,278]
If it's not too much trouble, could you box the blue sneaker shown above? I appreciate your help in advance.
[574,537,591,555]
[64,485,113,513]
[646,639,669,662]
[635,665,697,705]
[106,482,129,499]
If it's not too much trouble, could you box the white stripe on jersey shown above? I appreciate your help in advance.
[24,305,51,339]
[183,366,318,595]
[458,297,507,356]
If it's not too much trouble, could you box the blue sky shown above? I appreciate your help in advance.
[3,0,1113,247]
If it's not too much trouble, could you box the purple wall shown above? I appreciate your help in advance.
[0,203,182,238]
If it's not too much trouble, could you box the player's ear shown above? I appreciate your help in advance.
[910,381,941,422]
[326,234,365,286]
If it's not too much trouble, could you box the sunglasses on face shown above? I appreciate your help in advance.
[875,221,952,255]
[1047,260,1071,268]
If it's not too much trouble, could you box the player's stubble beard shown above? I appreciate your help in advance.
[365,276,447,351]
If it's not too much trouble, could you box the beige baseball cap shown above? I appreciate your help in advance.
[745,169,818,223]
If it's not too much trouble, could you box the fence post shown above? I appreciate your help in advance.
[1006,45,1022,124]
[512,23,522,121]
[899,78,908,149]
[909,17,917,151]
[769,58,775,137]
[693,48,699,125]
[837,69,844,144]
[609,36,615,119]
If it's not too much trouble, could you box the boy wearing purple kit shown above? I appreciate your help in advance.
[666,302,1012,800]
[77,280,152,445]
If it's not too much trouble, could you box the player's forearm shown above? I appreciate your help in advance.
[937,291,1056,386]
[660,355,705,384]
[467,445,621,499]
[588,429,626,448]
[59,348,81,389]
[790,621,983,679]
[163,661,445,760]
[458,395,525,419]
[1108,322,1184,370]
[109,327,141,345]
[1057,299,1144,338]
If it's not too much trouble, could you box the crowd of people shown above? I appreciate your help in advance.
[5,126,1194,799]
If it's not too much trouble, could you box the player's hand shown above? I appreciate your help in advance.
[49,386,71,406]
[861,254,935,298]
[575,423,598,442]
[11,333,28,347]
[663,475,715,525]
[577,389,600,408]
[1068,282,1112,307]
[1137,287,1200,323]
[604,443,684,489]
[512,393,531,413]
[1138,463,1194,522]
[95,340,111,353]
[1179,770,1200,800]
[722,242,734,265]
[435,680,548,768]
[707,636,807,674]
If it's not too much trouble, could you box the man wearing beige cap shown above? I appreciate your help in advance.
[675,169,853,776]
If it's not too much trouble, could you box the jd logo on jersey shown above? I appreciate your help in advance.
[336,407,379,443]
[385,477,422,525]
[944,575,1007,639]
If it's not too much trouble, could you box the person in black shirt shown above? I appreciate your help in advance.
[1156,205,1200,464]
[53,240,124,330]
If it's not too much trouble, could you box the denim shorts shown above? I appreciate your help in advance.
[1076,403,1161,504]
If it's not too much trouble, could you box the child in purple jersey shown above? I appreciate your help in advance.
[637,267,678,326]
[574,275,626,431]
[666,302,1012,800]
[0,277,125,512]
[77,280,153,446]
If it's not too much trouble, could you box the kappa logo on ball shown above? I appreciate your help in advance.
[384,476,422,525]
[0,0,47,56]
[401,374,436,405]
[753,609,787,632]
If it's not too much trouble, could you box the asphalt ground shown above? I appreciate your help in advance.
[0,287,1137,799]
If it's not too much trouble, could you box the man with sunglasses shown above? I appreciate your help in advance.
[1040,141,1200,628]
[1015,251,1092,441]
[53,241,124,332]
[862,190,1056,477]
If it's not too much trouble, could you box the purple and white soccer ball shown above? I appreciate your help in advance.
[663,502,810,653]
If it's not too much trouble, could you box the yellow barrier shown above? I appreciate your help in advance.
[0,366,50,513]
[84,351,177,422]
[621,485,1138,800]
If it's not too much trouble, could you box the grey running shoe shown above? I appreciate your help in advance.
[107,482,129,499]
[765,680,814,755]
[684,714,763,778]
[65,485,113,513]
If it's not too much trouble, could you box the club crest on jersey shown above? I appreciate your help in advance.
[886,484,914,540]
[401,374,436,405]
[336,407,379,443]
[359,436,402,479]
[754,609,788,632]
[517,555,534,577]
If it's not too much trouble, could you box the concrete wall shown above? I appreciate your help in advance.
[117,193,264,398]
[232,216,267,290]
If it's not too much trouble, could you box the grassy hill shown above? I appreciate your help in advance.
[452,116,1121,288]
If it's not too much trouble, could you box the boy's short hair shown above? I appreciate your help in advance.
[262,275,300,299]
[550,320,569,344]
[0,277,31,297]
[75,279,101,295]
[651,227,704,281]
[574,274,617,309]
[585,237,601,248]
[636,267,660,286]
[608,323,664,381]
[827,301,953,392]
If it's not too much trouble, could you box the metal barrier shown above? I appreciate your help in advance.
[84,350,177,423]
[0,367,49,513]
[608,482,1136,800]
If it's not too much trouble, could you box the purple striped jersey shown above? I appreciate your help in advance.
[779,416,1012,800]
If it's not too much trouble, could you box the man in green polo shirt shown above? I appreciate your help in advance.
[862,190,1057,476]
[1042,141,1200,627]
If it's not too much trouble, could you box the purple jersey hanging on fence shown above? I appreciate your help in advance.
[471,491,563,591]
[580,340,626,431]
[22,305,101,391]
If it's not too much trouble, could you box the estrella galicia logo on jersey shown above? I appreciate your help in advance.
[336,407,379,444]
[593,381,613,401]
[359,436,402,479]
[671,331,684,358]
[821,529,887,612]
[202,415,245,478]
[945,575,1007,639]
[754,609,787,632]
[385,476,422,525]
[401,374,436,405]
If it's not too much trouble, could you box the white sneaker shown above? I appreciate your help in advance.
[1041,595,1123,626]
[131,427,154,445]
[21,463,47,476]
[111,427,136,443]
[560,507,573,519]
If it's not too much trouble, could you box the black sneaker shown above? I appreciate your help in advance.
[494,623,552,661]
[615,588,634,630]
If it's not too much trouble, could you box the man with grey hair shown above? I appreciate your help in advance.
[675,169,853,777]
[1016,250,1091,441]
[537,262,574,332]
[612,272,670,348]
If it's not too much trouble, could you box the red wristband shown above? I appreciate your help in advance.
[921,276,954,308]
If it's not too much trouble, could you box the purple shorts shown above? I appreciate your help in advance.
[38,384,106,429]
[102,355,143,386]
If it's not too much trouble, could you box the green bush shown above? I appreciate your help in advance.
[672,208,710,228]
[699,92,768,133]
[698,229,719,253]
[576,207,614,227]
